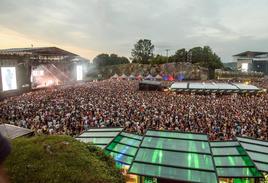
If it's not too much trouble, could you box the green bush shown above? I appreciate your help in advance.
[4,135,125,183]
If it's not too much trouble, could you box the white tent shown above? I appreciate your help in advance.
[110,73,119,79]
[128,74,135,80]
[120,74,128,79]
[145,74,154,80]
[155,74,162,80]
[0,124,33,139]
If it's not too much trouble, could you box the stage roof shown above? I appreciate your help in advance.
[237,137,268,173]
[105,132,142,165]
[75,127,123,148]
[0,124,33,139]
[170,82,261,93]
[128,130,218,183]
[210,141,263,178]
[0,47,77,56]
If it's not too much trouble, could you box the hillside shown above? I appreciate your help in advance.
[4,135,125,183]
[86,63,209,80]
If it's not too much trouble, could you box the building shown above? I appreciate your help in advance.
[233,51,268,74]
[223,62,237,70]
[0,47,87,97]
[252,53,268,74]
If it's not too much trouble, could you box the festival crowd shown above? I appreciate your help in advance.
[0,80,267,141]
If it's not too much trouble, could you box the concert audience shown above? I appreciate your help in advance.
[0,80,267,141]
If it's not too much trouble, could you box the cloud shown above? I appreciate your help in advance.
[0,0,267,62]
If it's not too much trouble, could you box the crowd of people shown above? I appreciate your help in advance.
[0,79,267,141]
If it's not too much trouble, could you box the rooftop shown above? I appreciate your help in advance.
[76,127,123,149]
[170,82,261,93]
[233,51,268,57]
[76,128,268,182]
[0,47,77,56]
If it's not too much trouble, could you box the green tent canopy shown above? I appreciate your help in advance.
[237,136,268,173]
[128,130,218,183]
[76,128,268,182]
[76,127,123,148]
[104,132,143,165]
[210,141,263,179]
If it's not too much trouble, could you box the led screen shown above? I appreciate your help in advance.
[76,65,83,81]
[1,67,17,91]
[241,63,248,72]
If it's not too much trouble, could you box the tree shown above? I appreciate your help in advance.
[93,53,129,66]
[188,47,203,64]
[200,46,223,69]
[131,39,154,64]
[189,46,223,79]
[170,48,188,63]
[93,53,110,66]
[150,54,168,65]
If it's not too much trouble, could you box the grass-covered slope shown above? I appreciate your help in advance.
[4,135,125,183]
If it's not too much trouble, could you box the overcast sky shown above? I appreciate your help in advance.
[0,0,267,62]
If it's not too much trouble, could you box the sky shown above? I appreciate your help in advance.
[0,0,267,62]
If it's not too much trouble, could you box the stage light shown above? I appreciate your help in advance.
[76,65,83,81]
[32,70,44,76]
[47,80,54,86]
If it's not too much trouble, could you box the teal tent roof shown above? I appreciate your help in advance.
[75,128,268,182]
[128,130,218,183]
[76,127,123,148]
[104,132,143,165]
[210,141,263,178]
[237,136,268,173]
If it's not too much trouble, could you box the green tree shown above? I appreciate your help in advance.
[189,46,223,79]
[200,46,223,69]
[131,39,154,64]
[93,53,129,66]
[150,54,168,65]
[170,48,188,63]
[188,47,203,64]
